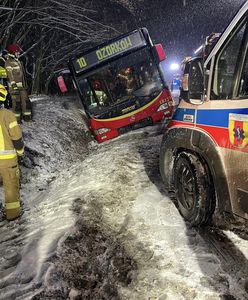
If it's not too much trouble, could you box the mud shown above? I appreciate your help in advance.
[33,198,137,300]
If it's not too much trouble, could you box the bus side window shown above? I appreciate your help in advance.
[212,19,247,100]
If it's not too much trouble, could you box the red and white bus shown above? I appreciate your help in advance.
[64,28,174,143]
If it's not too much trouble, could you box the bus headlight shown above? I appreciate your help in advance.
[94,128,110,135]
[157,103,168,112]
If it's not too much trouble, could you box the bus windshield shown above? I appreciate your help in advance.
[77,47,164,119]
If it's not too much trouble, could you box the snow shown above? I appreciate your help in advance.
[0,95,248,299]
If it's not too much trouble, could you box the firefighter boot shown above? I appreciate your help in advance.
[22,112,32,122]
[5,201,21,221]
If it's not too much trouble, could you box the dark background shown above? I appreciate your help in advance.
[127,0,245,79]
[0,0,245,92]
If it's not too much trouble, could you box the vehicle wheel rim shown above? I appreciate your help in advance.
[178,162,195,211]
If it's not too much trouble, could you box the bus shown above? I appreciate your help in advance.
[160,1,248,226]
[61,28,174,143]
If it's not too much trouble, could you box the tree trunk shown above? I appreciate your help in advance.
[32,52,43,94]
[45,70,55,94]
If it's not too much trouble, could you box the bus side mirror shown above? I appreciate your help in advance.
[153,44,166,62]
[57,75,68,93]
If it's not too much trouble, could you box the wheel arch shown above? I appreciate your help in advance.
[159,126,233,214]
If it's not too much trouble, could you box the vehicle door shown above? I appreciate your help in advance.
[205,13,248,217]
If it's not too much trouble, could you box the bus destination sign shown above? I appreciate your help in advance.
[72,31,146,74]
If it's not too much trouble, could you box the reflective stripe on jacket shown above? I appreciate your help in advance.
[0,57,7,79]
[0,108,24,168]
[0,67,7,79]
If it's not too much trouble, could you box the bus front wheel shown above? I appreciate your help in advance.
[174,151,215,226]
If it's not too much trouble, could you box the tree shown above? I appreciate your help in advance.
[0,0,135,94]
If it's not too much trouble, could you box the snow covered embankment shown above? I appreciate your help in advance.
[0,96,90,299]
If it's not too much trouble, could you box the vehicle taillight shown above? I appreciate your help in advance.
[155,44,166,61]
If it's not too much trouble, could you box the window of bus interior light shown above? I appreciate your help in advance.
[211,16,248,100]
[77,47,164,117]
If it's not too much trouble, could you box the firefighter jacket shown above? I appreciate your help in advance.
[0,107,24,168]
[0,56,7,80]
[5,55,27,89]
[87,90,107,105]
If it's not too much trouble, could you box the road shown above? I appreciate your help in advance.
[0,96,248,300]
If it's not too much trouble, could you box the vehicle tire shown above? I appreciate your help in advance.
[174,151,215,226]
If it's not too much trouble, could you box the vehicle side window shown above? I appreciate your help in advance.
[212,20,247,100]
[238,47,248,98]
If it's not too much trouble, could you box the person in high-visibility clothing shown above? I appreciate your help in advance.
[0,50,11,109]
[92,80,107,105]
[0,54,7,82]
[86,80,108,106]
[5,44,32,122]
[0,83,24,220]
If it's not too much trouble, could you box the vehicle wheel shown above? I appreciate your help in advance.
[174,151,215,226]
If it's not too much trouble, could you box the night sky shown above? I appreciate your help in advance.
[0,0,245,86]
[127,0,245,77]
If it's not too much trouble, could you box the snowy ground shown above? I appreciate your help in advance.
[0,96,248,300]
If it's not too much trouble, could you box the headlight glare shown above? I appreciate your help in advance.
[94,128,110,135]
[157,103,169,112]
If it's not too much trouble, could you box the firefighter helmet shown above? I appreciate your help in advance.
[0,84,7,101]
[92,80,101,90]
[125,67,133,75]
[6,44,22,55]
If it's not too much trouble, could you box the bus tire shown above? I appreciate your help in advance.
[174,151,215,226]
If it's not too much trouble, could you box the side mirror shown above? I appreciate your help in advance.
[189,59,204,104]
[180,58,204,104]
[153,44,166,62]
[57,75,68,93]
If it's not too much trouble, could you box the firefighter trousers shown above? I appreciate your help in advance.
[0,165,21,220]
[10,88,32,122]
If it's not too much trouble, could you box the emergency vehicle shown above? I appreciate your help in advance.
[160,1,248,226]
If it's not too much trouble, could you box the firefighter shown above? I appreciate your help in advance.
[117,67,136,94]
[0,51,7,83]
[5,44,32,122]
[0,50,11,108]
[0,83,24,221]
[92,80,107,105]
